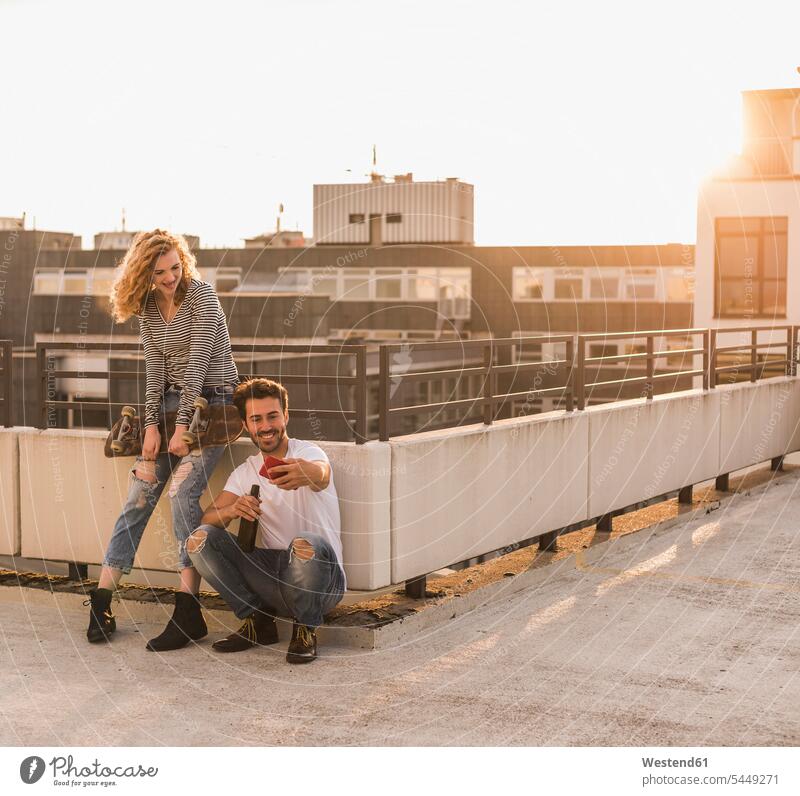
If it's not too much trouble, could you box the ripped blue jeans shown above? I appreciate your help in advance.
[188,526,345,629]
[102,385,234,573]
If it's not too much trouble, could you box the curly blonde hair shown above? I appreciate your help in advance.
[109,229,200,322]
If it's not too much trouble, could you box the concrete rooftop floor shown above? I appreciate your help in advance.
[2,468,799,746]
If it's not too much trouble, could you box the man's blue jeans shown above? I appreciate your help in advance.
[102,386,234,573]
[188,525,345,629]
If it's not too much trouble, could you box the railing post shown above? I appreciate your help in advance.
[405,574,427,599]
[67,563,88,581]
[36,342,47,429]
[538,530,558,552]
[709,329,717,389]
[354,345,367,444]
[0,341,11,427]
[576,335,585,410]
[482,343,493,425]
[378,345,390,442]
[645,335,654,399]
[750,328,757,382]
[702,329,709,390]
[597,513,613,533]
[565,337,574,412]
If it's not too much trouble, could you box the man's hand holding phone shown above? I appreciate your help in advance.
[264,457,329,491]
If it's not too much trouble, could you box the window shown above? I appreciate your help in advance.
[386,213,402,224]
[624,344,647,356]
[308,269,337,297]
[665,270,691,301]
[342,269,371,299]
[589,344,617,359]
[589,277,619,299]
[515,341,543,362]
[34,274,61,294]
[512,268,545,300]
[665,335,693,368]
[349,213,365,224]
[375,269,402,299]
[715,217,787,317]
[406,269,438,301]
[277,266,471,304]
[554,278,582,300]
[554,269,583,300]
[625,281,656,300]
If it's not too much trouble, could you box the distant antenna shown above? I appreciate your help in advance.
[121,208,126,232]
[369,144,383,183]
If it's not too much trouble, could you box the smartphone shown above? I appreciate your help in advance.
[261,455,288,481]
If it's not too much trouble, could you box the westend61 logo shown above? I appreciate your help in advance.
[19,755,158,785]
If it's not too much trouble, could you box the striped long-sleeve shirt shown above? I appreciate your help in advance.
[139,279,239,427]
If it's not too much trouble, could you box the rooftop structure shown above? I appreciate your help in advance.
[695,86,800,333]
[313,173,474,246]
[94,230,201,250]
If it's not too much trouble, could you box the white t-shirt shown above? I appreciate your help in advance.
[223,438,345,585]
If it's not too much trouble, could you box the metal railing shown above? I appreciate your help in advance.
[35,341,370,444]
[575,328,709,410]
[231,343,368,444]
[0,340,12,427]
[20,326,800,443]
[377,335,574,442]
[709,326,795,387]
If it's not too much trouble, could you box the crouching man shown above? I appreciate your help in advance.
[186,378,345,664]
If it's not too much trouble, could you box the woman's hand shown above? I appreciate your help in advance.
[168,425,190,457]
[142,425,161,460]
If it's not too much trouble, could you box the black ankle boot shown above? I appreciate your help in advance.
[145,592,207,652]
[85,588,116,643]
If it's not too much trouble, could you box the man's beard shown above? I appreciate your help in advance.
[254,426,285,453]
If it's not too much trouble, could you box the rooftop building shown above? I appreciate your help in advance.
[313,173,474,246]
[695,87,800,333]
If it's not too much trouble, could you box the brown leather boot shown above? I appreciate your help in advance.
[212,610,279,653]
[286,621,317,664]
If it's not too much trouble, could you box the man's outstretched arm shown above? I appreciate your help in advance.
[268,459,331,492]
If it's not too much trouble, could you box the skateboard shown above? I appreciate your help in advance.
[104,397,244,458]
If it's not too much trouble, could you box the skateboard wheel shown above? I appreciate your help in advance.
[181,431,197,445]
[110,440,124,453]
[193,396,209,410]
[121,406,136,418]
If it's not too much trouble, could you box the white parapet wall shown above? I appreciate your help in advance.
[10,376,800,591]
[718,377,800,474]
[586,388,722,519]
[18,430,392,590]
[390,409,590,584]
[0,428,22,555]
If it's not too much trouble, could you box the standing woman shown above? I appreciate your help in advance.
[86,229,239,651]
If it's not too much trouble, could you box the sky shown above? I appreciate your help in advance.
[2,0,800,249]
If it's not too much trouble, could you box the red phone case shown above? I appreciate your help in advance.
[261,456,288,481]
